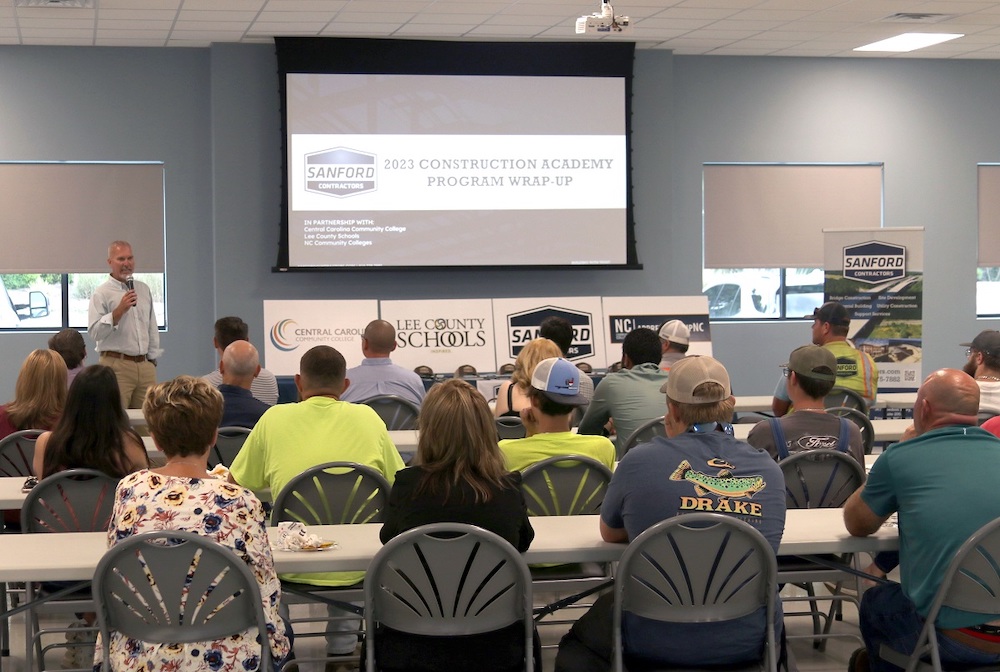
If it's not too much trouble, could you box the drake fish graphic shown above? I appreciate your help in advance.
[670,458,766,499]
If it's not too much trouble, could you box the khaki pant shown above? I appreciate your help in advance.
[100,354,157,409]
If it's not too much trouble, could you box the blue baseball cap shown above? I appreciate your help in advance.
[530,357,589,407]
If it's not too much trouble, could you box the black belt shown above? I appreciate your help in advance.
[101,351,146,363]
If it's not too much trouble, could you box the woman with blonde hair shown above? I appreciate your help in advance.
[0,349,67,438]
[378,378,535,672]
[493,337,561,418]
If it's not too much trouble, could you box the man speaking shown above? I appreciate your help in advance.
[88,240,162,408]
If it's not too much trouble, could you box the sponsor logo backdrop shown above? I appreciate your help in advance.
[263,300,378,375]
[380,299,496,374]
[601,296,712,359]
[492,297,607,368]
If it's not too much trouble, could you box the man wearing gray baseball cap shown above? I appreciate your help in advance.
[555,356,786,671]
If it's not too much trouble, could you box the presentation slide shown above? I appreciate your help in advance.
[285,73,628,268]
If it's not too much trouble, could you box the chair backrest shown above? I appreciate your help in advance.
[520,454,612,516]
[93,530,271,670]
[270,461,391,526]
[826,406,875,454]
[210,426,252,468]
[455,364,478,378]
[899,517,1000,671]
[414,365,434,379]
[823,387,869,414]
[20,468,120,533]
[0,429,42,477]
[621,416,666,456]
[362,394,421,431]
[612,513,778,672]
[498,363,516,376]
[364,522,534,672]
[496,415,527,440]
[778,449,866,510]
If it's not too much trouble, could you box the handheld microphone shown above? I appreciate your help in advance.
[125,276,134,291]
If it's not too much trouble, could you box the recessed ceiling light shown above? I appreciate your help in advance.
[854,33,963,52]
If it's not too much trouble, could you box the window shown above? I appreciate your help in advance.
[1,273,165,331]
[702,268,824,320]
[702,163,883,321]
[978,166,1000,316]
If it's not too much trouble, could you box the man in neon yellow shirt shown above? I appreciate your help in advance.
[230,344,404,659]
[772,301,878,416]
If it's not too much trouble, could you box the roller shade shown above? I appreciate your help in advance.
[704,163,883,269]
[0,162,165,273]
[979,165,1000,266]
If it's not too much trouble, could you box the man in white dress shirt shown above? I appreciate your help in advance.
[88,240,162,408]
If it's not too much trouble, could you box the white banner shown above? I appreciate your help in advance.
[262,300,379,375]
[379,299,497,375]
[600,296,713,360]
[491,297,607,369]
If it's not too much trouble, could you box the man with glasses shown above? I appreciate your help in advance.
[961,330,1000,414]
[771,301,878,416]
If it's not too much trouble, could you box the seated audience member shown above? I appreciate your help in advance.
[961,329,1000,414]
[747,345,864,464]
[845,369,1000,672]
[34,365,148,478]
[577,328,671,456]
[341,319,425,406]
[378,378,535,672]
[657,319,690,371]
[499,357,615,472]
[555,356,786,672]
[229,344,404,660]
[539,316,595,401]
[103,376,291,671]
[493,337,562,419]
[772,301,877,416]
[203,316,279,406]
[48,328,87,387]
[217,340,270,428]
[0,348,67,439]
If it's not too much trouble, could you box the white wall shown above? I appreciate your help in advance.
[0,45,997,400]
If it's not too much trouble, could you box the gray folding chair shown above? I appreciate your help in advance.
[613,513,778,672]
[824,387,869,415]
[621,415,666,457]
[20,469,120,671]
[93,530,272,672]
[209,426,251,468]
[778,449,867,650]
[496,416,527,440]
[270,461,391,666]
[0,429,41,477]
[364,522,535,672]
[520,455,614,632]
[827,406,875,454]
[878,516,1000,672]
[362,394,421,430]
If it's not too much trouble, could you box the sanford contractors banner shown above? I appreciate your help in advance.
[263,300,378,375]
[823,228,924,393]
[600,296,713,360]
[491,297,607,370]
[379,299,496,375]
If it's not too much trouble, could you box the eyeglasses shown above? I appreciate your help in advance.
[782,367,791,378]
[967,348,975,358]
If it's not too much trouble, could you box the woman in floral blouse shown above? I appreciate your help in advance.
[102,376,291,671]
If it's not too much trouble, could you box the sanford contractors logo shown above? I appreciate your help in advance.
[305,148,376,198]
[269,319,365,352]
[843,241,906,285]
[507,306,593,360]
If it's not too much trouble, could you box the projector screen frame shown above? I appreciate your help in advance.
[274,37,640,273]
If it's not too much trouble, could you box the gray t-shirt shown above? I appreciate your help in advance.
[746,411,865,465]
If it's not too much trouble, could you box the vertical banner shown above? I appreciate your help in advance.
[263,300,379,375]
[492,297,607,370]
[600,296,713,361]
[823,228,924,393]
[379,299,496,375]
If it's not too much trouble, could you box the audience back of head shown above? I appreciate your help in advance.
[299,345,347,395]
[214,316,250,350]
[6,349,68,431]
[144,375,224,457]
[623,327,662,367]
[539,316,575,357]
[41,364,140,479]
[48,328,86,370]
[512,338,562,389]
[416,378,509,501]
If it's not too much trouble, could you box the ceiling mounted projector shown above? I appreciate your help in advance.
[576,0,630,34]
